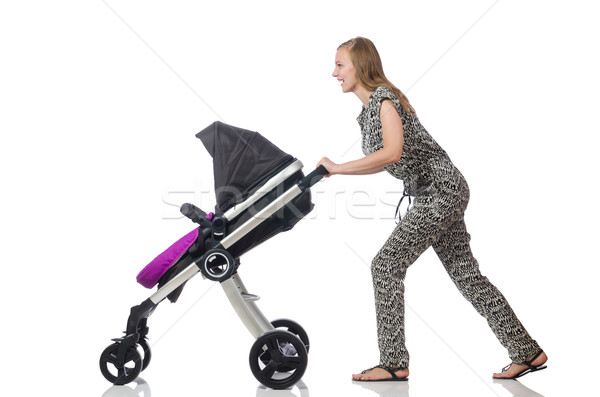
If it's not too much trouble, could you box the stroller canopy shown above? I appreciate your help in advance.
[197,121,294,212]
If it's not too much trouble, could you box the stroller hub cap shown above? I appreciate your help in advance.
[200,249,235,281]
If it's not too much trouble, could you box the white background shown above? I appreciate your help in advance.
[1,1,598,396]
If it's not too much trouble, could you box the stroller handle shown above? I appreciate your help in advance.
[298,165,329,191]
[180,203,212,227]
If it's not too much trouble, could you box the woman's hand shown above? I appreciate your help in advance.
[316,157,338,177]
[317,155,387,176]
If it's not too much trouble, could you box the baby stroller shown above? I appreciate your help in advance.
[99,121,327,390]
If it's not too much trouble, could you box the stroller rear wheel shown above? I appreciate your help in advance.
[99,342,143,385]
[261,319,310,372]
[249,330,308,390]
[271,319,310,353]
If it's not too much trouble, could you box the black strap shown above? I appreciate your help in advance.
[523,350,544,369]
[394,187,412,223]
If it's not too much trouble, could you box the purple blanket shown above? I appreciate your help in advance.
[136,228,199,288]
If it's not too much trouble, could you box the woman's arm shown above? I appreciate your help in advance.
[317,100,403,176]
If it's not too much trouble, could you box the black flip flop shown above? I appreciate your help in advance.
[353,365,408,382]
[493,350,547,380]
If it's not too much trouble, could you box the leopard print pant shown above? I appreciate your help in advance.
[371,172,541,368]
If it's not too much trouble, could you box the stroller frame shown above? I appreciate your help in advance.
[100,159,327,390]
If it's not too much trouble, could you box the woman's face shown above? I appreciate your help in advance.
[333,47,358,94]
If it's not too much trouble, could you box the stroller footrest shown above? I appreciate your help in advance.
[241,292,260,301]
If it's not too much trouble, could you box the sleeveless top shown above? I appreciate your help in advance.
[358,86,462,196]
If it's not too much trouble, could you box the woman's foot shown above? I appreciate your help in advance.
[352,365,410,381]
[493,350,548,379]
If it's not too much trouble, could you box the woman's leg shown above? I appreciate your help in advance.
[370,205,441,369]
[432,218,541,363]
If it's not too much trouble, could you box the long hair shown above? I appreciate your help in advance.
[339,37,415,114]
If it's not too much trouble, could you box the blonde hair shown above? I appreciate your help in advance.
[338,37,415,114]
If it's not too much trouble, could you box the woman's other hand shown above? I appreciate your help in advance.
[316,157,338,177]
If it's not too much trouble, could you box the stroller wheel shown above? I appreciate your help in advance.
[249,330,308,390]
[99,342,143,385]
[271,319,310,353]
[138,338,152,371]
[261,319,310,372]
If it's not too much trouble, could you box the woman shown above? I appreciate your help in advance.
[317,37,547,382]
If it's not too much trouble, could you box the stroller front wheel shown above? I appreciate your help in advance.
[138,338,152,371]
[99,342,143,385]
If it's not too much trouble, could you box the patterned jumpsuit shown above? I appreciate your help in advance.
[360,86,541,368]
